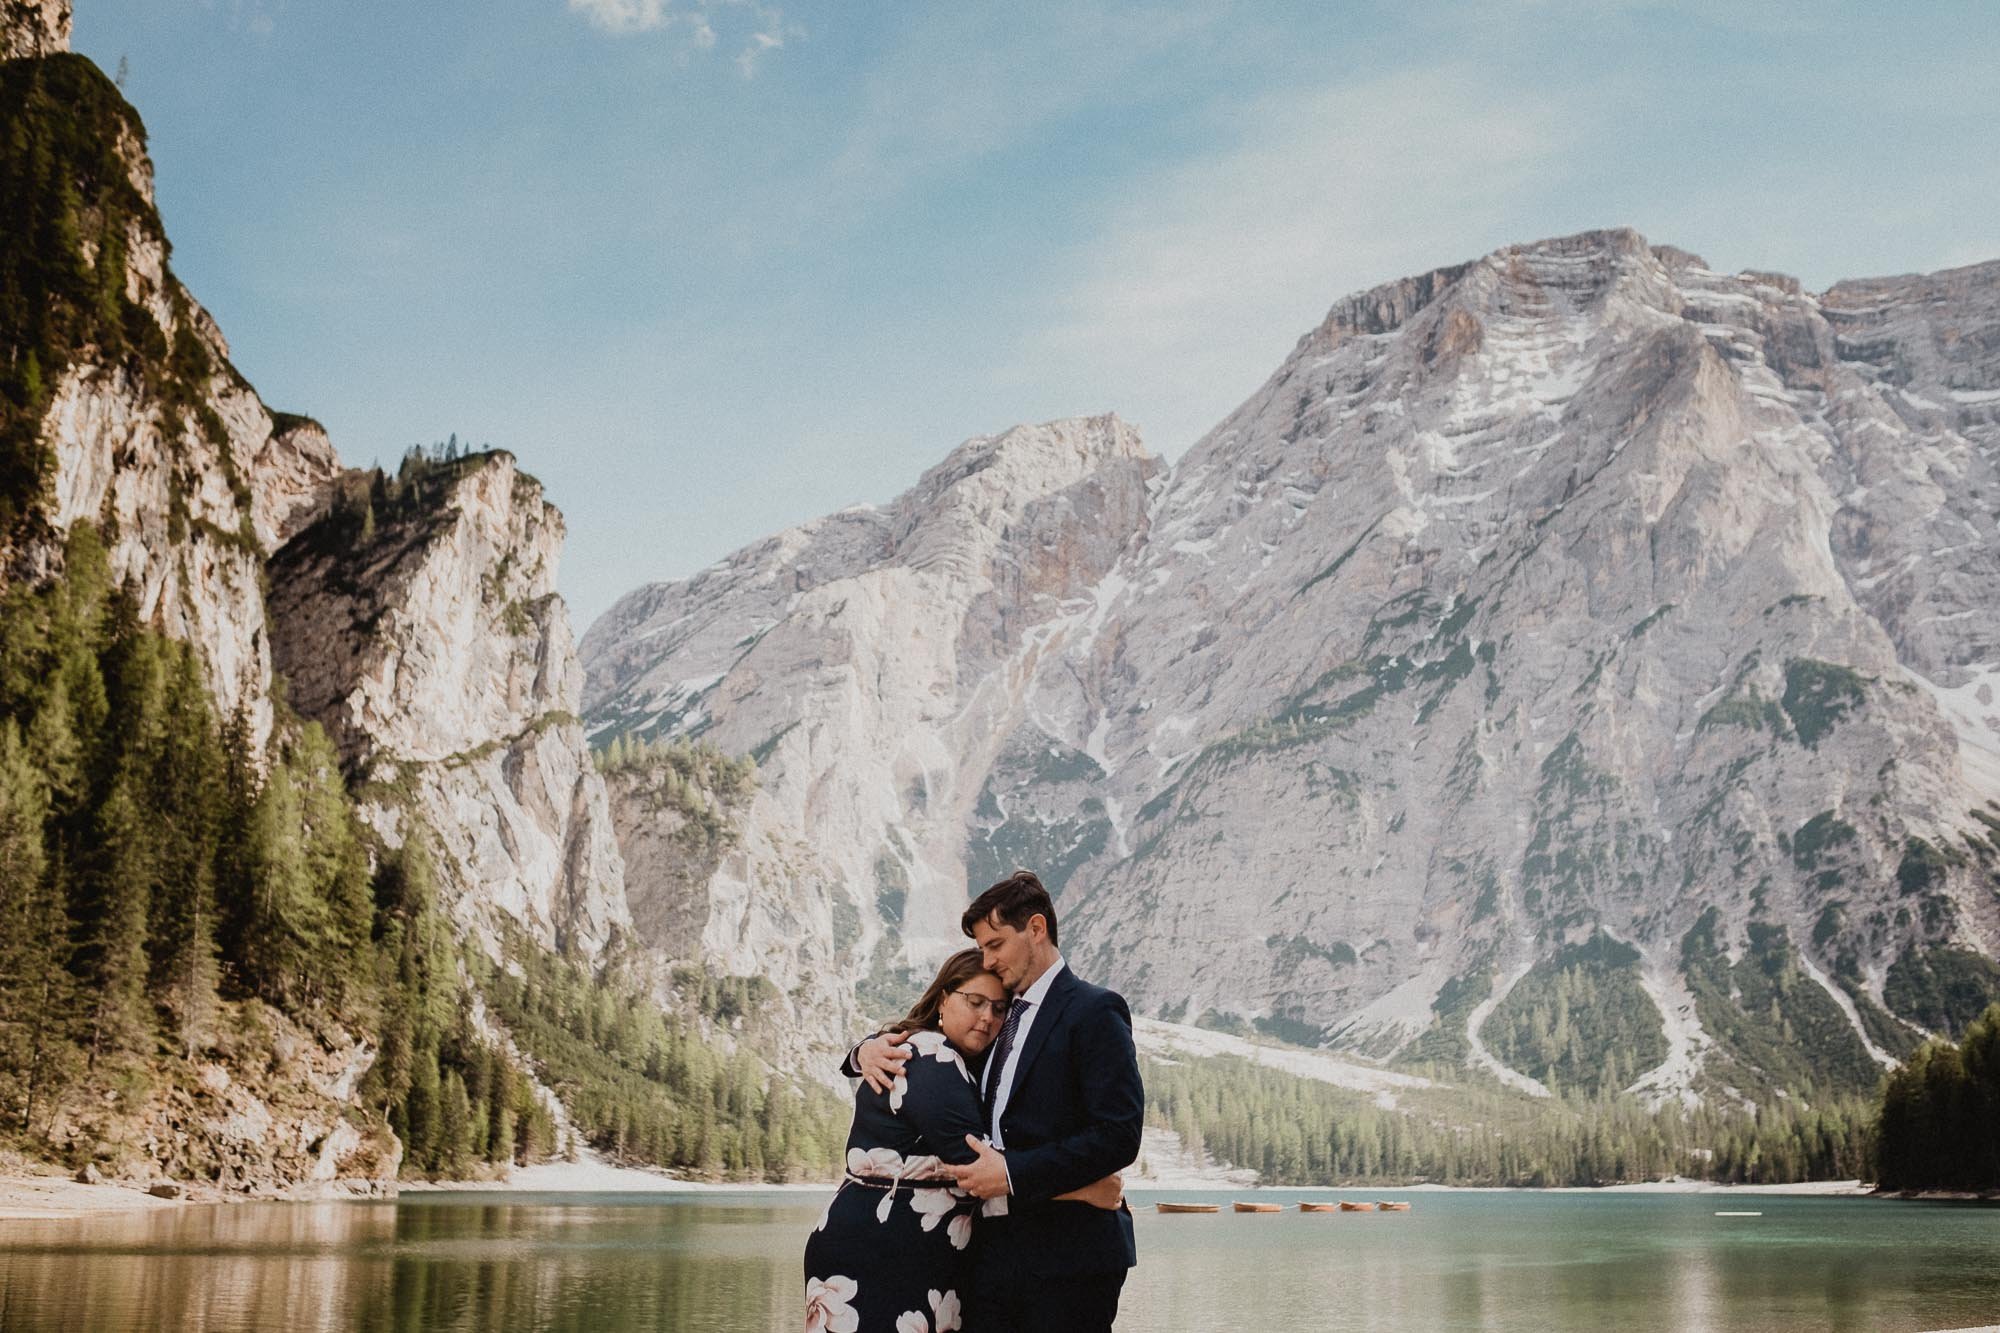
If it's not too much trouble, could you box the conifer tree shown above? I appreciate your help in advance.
[405,1045,442,1176]
[242,754,323,1006]
[211,702,260,992]
[26,674,87,817]
[0,719,78,1131]
[489,1099,517,1167]
[363,831,455,1139]
[75,770,155,1071]
[439,1069,474,1178]
[289,723,372,1009]
[146,650,223,1056]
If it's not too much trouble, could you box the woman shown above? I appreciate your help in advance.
[804,949,1121,1333]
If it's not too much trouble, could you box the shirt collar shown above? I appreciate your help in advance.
[1017,954,1065,1008]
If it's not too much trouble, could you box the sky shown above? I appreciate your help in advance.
[69,0,2000,632]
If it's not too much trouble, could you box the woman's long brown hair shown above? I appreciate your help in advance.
[888,948,990,1035]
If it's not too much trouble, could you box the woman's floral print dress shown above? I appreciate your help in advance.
[803,1029,985,1332]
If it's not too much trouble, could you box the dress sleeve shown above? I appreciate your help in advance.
[836,1031,884,1080]
[898,1047,987,1166]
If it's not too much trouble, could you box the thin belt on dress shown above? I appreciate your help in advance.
[843,1172,959,1190]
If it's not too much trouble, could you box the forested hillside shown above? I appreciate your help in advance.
[0,524,844,1185]
[1143,1050,1875,1187]
[1875,1003,2000,1192]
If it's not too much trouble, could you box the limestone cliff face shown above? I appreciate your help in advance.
[266,453,629,959]
[586,232,2000,1097]
[2,15,340,754]
[583,416,1159,1053]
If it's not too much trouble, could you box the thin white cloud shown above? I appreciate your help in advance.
[735,26,783,78]
[568,0,794,73]
[568,0,677,33]
[1010,64,1576,455]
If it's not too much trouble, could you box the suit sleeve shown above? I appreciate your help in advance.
[898,1053,986,1166]
[1001,992,1144,1203]
[835,1031,883,1081]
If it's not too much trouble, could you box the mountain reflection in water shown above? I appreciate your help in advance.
[3,1190,1999,1331]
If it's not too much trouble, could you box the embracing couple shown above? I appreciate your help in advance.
[804,870,1144,1332]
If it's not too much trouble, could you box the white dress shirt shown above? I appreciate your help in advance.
[983,955,1064,1149]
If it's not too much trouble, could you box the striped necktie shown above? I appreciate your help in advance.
[982,998,1032,1124]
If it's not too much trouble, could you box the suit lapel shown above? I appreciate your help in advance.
[1001,966,1076,1123]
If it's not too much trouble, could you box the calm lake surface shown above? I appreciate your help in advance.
[2,1188,1997,1331]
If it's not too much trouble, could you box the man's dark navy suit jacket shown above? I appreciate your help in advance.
[977,965,1144,1281]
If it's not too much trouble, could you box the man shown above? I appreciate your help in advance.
[848,870,1143,1331]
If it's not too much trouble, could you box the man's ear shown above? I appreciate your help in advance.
[1029,913,1048,942]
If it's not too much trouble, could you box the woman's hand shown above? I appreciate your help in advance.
[1053,1172,1124,1210]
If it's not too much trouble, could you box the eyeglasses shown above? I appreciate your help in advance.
[949,990,1011,1018]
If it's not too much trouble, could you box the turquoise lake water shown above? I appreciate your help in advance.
[2,1188,1997,1330]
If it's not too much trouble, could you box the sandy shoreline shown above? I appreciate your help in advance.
[0,1173,196,1221]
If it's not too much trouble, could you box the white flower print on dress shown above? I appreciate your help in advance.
[848,1146,906,1178]
[805,1275,860,1333]
[906,1028,972,1079]
[908,1187,956,1233]
[930,1287,963,1332]
[946,1210,973,1251]
[895,1312,929,1333]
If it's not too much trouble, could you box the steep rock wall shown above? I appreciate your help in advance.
[584,415,1159,1053]
[267,453,629,959]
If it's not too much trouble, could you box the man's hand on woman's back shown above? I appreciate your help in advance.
[854,1030,912,1094]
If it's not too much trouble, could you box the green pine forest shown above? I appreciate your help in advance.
[1874,1003,2000,1192]
[1143,1053,1877,1188]
[0,523,845,1183]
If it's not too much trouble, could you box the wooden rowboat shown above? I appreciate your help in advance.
[1377,1201,1411,1211]
[1232,1201,1282,1213]
[1155,1203,1221,1214]
[1338,1201,1377,1212]
[1298,1202,1339,1212]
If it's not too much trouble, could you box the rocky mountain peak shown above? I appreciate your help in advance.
[886,413,1158,615]
[903,412,1148,505]
[586,227,2000,1096]
[2,0,70,60]
[1311,228,1669,348]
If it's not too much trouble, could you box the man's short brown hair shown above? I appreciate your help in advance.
[962,869,1058,947]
